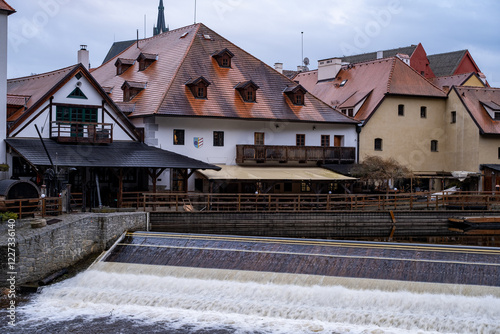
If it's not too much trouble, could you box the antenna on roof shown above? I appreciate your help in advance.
[136,29,139,48]
[144,14,146,39]
[194,0,197,24]
[301,32,304,70]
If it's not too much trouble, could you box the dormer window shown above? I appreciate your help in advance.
[136,53,157,71]
[185,76,211,99]
[212,48,234,68]
[235,81,259,103]
[121,81,146,102]
[284,84,307,106]
[115,58,135,75]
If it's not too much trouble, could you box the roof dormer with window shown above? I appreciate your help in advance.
[115,58,135,75]
[185,76,211,99]
[284,85,307,106]
[137,53,157,71]
[235,80,259,103]
[212,48,234,68]
[121,81,146,102]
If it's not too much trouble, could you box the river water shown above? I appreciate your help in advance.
[2,261,500,334]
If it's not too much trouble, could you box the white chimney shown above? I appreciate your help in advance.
[78,45,90,69]
[376,51,383,59]
[317,58,342,81]
[274,62,283,74]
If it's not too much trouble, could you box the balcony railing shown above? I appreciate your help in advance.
[236,145,356,164]
[51,121,113,144]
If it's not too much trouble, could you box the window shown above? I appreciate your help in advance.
[296,134,305,146]
[420,106,427,118]
[431,140,438,152]
[498,147,500,159]
[495,112,500,121]
[301,182,311,192]
[341,109,346,115]
[173,129,185,145]
[339,79,348,87]
[213,131,224,146]
[56,106,97,122]
[137,53,157,71]
[295,94,303,105]
[185,77,211,99]
[321,135,330,147]
[398,104,405,116]
[212,48,234,68]
[451,111,457,123]
[197,86,206,98]
[235,81,259,103]
[67,87,87,99]
[254,132,264,145]
[374,138,383,151]
[348,108,354,117]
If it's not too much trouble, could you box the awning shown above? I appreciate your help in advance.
[198,165,356,181]
[6,138,220,170]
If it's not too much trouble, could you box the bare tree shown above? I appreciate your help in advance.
[352,156,411,191]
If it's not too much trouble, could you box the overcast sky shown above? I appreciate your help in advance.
[5,0,500,87]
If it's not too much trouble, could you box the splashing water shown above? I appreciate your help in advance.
[16,262,500,334]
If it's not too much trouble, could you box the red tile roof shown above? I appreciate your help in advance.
[295,57,446,122]
[91,23,357,125]
[0,0,15,14]
[454,87,500,135]
[7,66,75,111]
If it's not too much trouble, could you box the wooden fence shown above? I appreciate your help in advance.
[0,197,62,218]
[135,191,500,212]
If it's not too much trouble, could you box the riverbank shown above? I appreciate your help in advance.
[0,212,147,287]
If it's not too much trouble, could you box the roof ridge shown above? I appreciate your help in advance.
[386,57,397,93]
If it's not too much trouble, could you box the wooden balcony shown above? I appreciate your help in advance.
[51,121,113,144]
[236,145,356,164]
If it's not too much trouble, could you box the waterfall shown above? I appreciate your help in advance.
[19,261,500,334]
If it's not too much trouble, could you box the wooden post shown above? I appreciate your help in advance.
[41,198,46,217]
[117,168,123,208]
[238,194,241,212]
[58,197,63,215]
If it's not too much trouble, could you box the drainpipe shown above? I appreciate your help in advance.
[355,123,363,163]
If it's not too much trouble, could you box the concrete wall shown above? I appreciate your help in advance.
[0,212,147,286]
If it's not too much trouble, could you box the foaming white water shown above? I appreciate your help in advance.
[20,262,500,334]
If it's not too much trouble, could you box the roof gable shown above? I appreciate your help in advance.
[427,50,481,77]
[453,86,500,135]
[7,64,140,140]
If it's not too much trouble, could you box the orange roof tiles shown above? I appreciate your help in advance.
[7,66,75,110]
[91,23,357,125]
[454,87,500,135]
[295,57,446,122]
[0,0,15,14]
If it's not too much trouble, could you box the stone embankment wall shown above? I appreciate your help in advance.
[0,212,147,286]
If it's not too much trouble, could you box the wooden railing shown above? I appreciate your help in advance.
[140,191,500,212]
[51,121,113,144]
[0,197,62,218]
[236,145,356,164]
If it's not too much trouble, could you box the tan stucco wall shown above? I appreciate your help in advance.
[359,96,447,172]
[443,90,481,172]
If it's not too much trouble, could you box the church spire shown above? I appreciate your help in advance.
[153,0,168,36]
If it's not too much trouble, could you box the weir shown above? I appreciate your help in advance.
[17,232,500,334]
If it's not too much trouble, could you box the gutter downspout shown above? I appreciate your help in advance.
[356,122,363,163]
